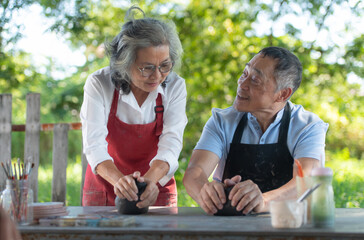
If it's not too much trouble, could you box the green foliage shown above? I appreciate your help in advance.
[326,150,364,208]
[38,159,82,206]
[2,0,364,206]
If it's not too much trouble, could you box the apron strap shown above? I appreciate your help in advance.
[277,103,291,144]
[231,103,291,144]
[231,113,247,144]
[110,89,120,116]
[154,93,164,136]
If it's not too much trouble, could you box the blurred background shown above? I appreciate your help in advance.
[1,0,363,207]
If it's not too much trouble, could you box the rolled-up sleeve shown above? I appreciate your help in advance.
[151,76,188,186]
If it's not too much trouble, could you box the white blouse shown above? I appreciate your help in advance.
[80,67,188,186]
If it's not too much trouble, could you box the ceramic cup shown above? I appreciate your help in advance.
[270,199,305,228]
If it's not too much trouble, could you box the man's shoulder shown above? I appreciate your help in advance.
[212,106,239,117]
[290,102,324,124]
[289,102,328,133]
[210,106,244,126]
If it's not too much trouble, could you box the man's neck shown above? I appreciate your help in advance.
[252,102,287,133]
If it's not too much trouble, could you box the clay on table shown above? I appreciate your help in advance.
[214,186,244,216]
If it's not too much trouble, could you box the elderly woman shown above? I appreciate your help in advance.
[80,7,187,208]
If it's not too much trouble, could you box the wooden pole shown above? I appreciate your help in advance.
[0,94,12,190]
[80,152,88,205]
[24,93,40,202]
[52,124,69,203]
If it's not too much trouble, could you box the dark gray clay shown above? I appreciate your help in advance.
[214,186,244,216]
[115,180,149,215]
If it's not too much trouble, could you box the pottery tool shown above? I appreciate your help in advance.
[297,183,321,203]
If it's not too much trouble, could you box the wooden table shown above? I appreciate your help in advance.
[19,207,364,240]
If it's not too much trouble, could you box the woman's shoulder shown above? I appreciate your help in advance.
[85,66,113,91]
[163,72,186,96]
[87,66,111,81]
[165,72,185,87]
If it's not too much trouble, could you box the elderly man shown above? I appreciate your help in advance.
[183,47,328,215]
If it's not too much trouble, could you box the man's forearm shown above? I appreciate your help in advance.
[261,179,296,211]
[183,167,209,204]
[261,158,320,212]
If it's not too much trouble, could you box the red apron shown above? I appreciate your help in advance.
[83,89,177,206]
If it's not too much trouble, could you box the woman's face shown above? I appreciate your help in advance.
[130,45,171,96]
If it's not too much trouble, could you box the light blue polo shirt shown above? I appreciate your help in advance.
[194,101,329,182]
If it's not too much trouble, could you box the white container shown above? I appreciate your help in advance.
[270,199,305,228]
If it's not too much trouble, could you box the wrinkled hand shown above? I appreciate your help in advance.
[198,181,226,215]
[114,171,141,201]
[223,175,242,188]
[136,177,159,208]
[229,179,265,214]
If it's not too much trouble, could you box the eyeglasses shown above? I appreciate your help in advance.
[138,61,174,77]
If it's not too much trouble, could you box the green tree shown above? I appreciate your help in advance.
[2,0,363,206]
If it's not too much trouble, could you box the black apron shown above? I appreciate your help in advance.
[222,104,293,193]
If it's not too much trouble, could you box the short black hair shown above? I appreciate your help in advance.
[259,47,302,95]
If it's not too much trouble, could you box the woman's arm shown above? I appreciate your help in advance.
[95,160,124,186]
[80,70,115,174]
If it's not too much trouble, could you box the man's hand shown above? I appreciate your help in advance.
[198,175,242,214]
[224,175,242,187]
[229,180,266,214]
[198,181,226,215]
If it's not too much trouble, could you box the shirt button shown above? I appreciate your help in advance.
[261,138,265,142]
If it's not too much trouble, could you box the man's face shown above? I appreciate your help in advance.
[233,53,280,114]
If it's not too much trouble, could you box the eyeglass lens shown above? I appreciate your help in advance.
[139,62,173,77]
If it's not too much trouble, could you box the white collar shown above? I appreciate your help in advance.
[120,84,165,108]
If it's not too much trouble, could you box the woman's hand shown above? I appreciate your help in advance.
[113,171,159,208]
[114,171,141,202]
[136,176,159,208]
